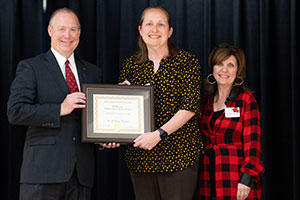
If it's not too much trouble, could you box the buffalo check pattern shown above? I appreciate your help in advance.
[199,90,264,199]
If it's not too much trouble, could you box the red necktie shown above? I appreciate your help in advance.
[65,60,79,93]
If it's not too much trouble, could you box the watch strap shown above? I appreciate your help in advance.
[157,127,168,140]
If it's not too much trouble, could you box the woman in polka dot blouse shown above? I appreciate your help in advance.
[119,6,204,200]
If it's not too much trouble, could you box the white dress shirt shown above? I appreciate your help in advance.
[51,47,81,91]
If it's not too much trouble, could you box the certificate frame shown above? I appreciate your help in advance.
[81,84,155,143]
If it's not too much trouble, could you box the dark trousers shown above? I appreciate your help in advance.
[130,161,199,200]
[19,170,91,200]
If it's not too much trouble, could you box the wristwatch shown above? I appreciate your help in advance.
[157,128,168,140]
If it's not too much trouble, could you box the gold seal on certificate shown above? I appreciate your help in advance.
[81,84,155,143]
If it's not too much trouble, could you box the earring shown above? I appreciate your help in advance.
[234,76,244,86]
[207,74,216,84]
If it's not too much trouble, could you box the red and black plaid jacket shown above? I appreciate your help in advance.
[199,90,264,200]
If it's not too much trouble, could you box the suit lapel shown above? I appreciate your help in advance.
[44,50,70,96]
[75,57,87,86]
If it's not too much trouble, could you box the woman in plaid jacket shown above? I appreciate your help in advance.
[199,43,264,200]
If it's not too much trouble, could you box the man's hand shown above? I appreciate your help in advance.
[100,143,121,149]
[60,92,86,116]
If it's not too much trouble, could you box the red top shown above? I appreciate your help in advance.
[199,90,264,199]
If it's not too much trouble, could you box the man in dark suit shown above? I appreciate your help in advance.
[7,8,101,200]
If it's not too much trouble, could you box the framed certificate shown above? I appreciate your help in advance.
[81,84,155,143]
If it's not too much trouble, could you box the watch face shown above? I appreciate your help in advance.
[158,128,168,140]
[160,131,167,140]
[162,132,168,139]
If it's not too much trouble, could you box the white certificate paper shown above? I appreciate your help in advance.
[93,94,144,134]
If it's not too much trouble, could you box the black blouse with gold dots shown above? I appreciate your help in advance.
[119,50,205,173]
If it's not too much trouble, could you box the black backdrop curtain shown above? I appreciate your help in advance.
[1,0,299,199]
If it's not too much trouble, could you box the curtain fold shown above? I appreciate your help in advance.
[1,1,43,200]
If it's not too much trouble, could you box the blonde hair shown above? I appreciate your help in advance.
[49,8,81,28]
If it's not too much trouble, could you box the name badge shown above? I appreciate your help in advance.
[225,107,240,118]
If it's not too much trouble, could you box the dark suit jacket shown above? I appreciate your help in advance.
[7,50,101,187]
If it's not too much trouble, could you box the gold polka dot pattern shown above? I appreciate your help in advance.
[119,50,205,173]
